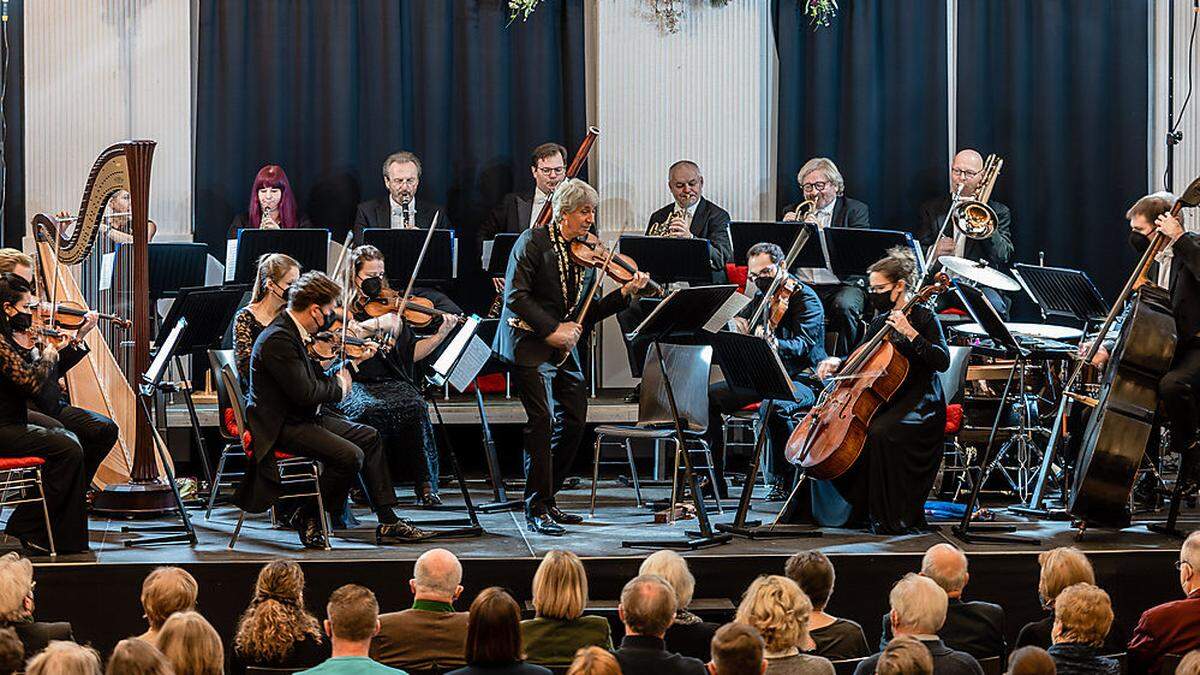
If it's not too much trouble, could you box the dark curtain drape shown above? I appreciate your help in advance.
[957,0,1149,301]
[2,0,22,247]
[195,0,586,312]
[774,0,948,232]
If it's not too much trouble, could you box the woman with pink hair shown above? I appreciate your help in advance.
[228,165,311,238]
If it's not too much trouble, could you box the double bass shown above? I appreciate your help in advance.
[783,274,951,479]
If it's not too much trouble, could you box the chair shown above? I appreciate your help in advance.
[977,655,1002,675]
[590,344,721,515]
[205,349,247,519]
[1162,653,1184,675]
[830,657,866,675]
[935,345,973,499]
[0,456,55,557]
[219,364,331,550]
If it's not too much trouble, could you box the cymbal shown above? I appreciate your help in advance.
[953,322,1084,341]
[939,256,1021,292]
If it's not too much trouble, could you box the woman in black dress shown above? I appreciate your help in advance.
[227,165,312,239]
[233,253,300,385]
[811,247,949,535]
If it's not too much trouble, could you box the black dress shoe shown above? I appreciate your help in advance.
[376,521,428,544]
[547,505,584,524]
[764,483,791,501]
[418,492,443,507]
[296,517,329,550]
[526,513,566,536]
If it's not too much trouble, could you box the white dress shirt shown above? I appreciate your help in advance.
[390,196,416,229]
[797,199,839,285]
[529,188,552,230]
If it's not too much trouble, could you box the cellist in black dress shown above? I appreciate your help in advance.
[809,247,949,534]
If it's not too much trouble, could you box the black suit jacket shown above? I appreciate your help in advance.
[236,312,343,513]
[352,196,446,244]
[854,637,983,675]
[645,198,734,272]
[1163,232,1200,342]
[917,195,1014,267]
[613,635,707,675]
[480,190,537,245]
[492,227,630,367]
[781,195,872,229]
[880,597,1006,661]
[2,620,73,658]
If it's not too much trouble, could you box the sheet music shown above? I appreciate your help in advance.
[481,240,494,269]
[99,252,116,291]
[448,336,491,393]
[433,315,479,377]
[224,239,238,282]
[451,236,459,279]
[327,240,348,275]
[703,291,751,333]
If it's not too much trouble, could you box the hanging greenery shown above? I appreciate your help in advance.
[507,0,838,33]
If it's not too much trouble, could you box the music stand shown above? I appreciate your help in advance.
[463,318,523,513]
[363,229,457,286]
[950,282,1040,545]
[729,222,822,269]
[1012,264,1109,327]
[229,229,330,282]
[482,234,520,277]
[148,243,209,301]
[825,228,923,279]
[618,235,713,285]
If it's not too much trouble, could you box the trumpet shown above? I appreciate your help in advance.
[950,154,1003,239]
[648,205,688,237]
[783,198,818,222]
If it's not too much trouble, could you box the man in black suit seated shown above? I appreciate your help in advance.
[237,271,425,549]
[0,553,72,659]
[917,149,1015,317]
[856,574,983,675]
[614,575,707,675]
[780,157,871,355]
[881,544,1006,663]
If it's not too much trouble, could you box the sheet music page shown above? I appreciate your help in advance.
[99,252,116,291]
[451,236,459,279]
[224,239,238,282]
[433,315,479,377]
[205,254,226,286]
[448,336,492,393]
[627,292,675,341]
[327,240,347,275]
[480,240,494,269]
[703,291,751,333]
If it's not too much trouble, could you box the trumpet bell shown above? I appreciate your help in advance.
[952,199,997,239]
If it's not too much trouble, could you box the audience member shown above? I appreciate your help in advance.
[1016,548,1094,649]
[522,550,612,666]
[875,636,933,675]
[231,561,328,675]
[0,627,21,675]
[372,548,469,671]
[708,623,766,675]
[853,574,981,675]
[567,646,622,675]
[1178,650,1200,675]
[448,587,550,675]
[734,576,833,675]
[1047,583,1118,675]
[1006,646,1056,675]
[25,641,101,675]
[106,638,173,675]
[1129,531,1200,674]
[640,551,720,661]
[880,545,1005,662]
[613,575,707,675]
[784,552,869,660]
[138,567,198,644]
[156,611,223,675]
[302,585,401,675]
[0,553,72,657]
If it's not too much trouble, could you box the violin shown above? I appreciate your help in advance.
[306,320,380,362]
[567,232,663,296]
[37,299,131,330]
[354,287,463,328]
[766,273,800,333]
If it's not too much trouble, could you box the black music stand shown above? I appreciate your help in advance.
[148,243,209,301]
[363,229,457,286]
[729,222,821,269]
[622,285,744,550]
[708,332,821,539]
[230,229,330,282]
[825,228,923,279]
[618,235,713,285]
[482,234,520,277]
[950,282,1040,545]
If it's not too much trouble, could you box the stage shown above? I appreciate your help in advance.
[11,479,1197,658]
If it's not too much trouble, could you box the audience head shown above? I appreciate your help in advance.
[639,550,695,612]
[156,611,222,675]
[0,553,34,623]
[796,157,844,209]
[668,160,704,208]
[619,574,677,638]
[24,641,101,675]
[921,544,969,597]
[141,567,199,633]
[324,584,380,645]
[464,587,524,666]
[530,142,568,194]
[1179,531,1200,594]
[888,573,947,637]
[411,548,464,604]
[105,638,172,675]
[1037,547,1094,610]
[532,550,588,621]
[0,627,21,675]
[551,178,598,239]
[566,646,622,675]
[286,271,342,332]
[875,635,933,675]
[1177,650,1200,675]
[248,164,299,229]
[735,575,812,654]
[950,149,985,197]
[382,150,423,205]
[1052,583,1112,647]
[709,622,766,675]
[0,249,33,283]
[1006,646,1057,675]
[784,551,836,613]
[235,560,323,662]
[250,252,300,304]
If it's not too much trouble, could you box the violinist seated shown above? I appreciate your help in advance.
[238,271,426,549]
[703,242,827,502]
[784,247,949,535]
[336,244,460,507]
[233,254,302,387]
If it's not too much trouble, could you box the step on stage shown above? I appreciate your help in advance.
[11,481,1196,658]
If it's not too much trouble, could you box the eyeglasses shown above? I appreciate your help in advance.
[801,181,829,192]
[386,177,418,186]
[748,267,778,281]
[951,168,979,179]
[537,166,566,176]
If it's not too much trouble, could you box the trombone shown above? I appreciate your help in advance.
[950,154,1003,240]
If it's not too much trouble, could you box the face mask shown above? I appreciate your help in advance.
[753,275,775,294]
[868,290,895,313]
[1129,231,1152,254]
[7,309,31,333]
[312,307,337,332]
[360,276,384,298]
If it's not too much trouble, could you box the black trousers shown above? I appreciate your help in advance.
[511,358,587,515]
[0,423,89,553]
[29,406,118,486]
[275,415,395,517]
[1163,342,1200,459]
[814,284,866,355]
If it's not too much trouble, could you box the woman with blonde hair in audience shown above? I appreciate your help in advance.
[155,611,222,675]
[1047,583,1118,674]
[106,638,173,675]
[522,551,612,667]
[138,567,198,644]
[735,575,833,675]
[25,641,101,675]
[230,561,327,675]
[1015,547,1096,649]
[566,646,621,675]
[639,550,720,661]
[1178,650,1200,675]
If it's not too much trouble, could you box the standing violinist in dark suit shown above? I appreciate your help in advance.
[493,178,649,536]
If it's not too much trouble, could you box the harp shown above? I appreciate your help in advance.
[31,140,175,513]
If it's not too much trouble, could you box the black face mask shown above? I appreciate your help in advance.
[753,275,775,294]
[7,310,31,333]
[360,276,384,299]
[868,290,895,313]
[314,308,338,332]
[1129,231,1152,254]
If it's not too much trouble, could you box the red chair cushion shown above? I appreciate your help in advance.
[465,373,506,394]
[0,456,46,471]
[724,263,749,293]
[222,408,239,438]
[944,403,964,434]
[740,402,762,412]
[240,429,295,461]
[942,307,968,316]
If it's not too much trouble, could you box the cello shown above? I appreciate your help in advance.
[1065,177,1200,528]
[783,274,951,480]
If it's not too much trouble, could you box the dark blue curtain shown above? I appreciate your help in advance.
[194,0,586,310]
[774,0,949,232]
[957,0,1148,300]
[1,0,22,247]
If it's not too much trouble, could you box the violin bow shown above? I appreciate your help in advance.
[386,211,442,349]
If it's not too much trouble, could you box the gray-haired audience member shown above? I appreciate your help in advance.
[372,548,470,672]
[1129,531,1200,674]
[614,575,707,675]
[854,574,982,675]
